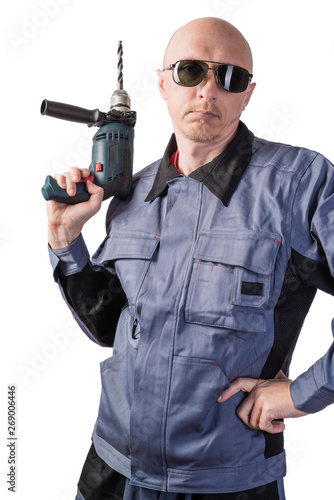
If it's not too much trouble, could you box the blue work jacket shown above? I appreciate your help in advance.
[49,122,334,494]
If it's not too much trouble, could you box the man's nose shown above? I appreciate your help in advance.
[198,69,219,100]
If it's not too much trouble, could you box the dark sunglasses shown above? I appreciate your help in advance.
[162,59,253,93]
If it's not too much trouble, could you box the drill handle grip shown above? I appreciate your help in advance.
[42,175,92,204]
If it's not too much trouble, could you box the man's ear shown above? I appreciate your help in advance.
[242,82,256,111]
[157,69,167,101]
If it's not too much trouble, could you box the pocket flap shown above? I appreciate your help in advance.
[194,229,281,274]
[98,230,160,261]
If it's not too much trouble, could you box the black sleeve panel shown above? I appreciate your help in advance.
[261,260,317,381]
[291,247,334,296]
[58,263,128,347]
[260,260,317,461]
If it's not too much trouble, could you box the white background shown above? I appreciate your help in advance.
[1,0,334,498]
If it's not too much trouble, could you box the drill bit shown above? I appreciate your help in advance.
[109,40,134,115]
[117,41,123,90]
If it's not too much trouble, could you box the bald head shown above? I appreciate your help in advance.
[163,17,253,74]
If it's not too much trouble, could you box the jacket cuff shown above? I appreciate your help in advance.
[48,234,90,278]
[290,358,334,414]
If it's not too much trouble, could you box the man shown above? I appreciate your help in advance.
[47,17,334,500]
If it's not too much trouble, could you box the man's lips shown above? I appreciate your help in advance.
[185,107,220,120]
[190,110,218,119]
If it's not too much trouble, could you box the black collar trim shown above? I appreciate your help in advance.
[145,121,254,206]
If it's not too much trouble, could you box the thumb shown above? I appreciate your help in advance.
[86,179,104,196]
[266,419,286,434]
[217,377,261,403]
[85,180,104,209]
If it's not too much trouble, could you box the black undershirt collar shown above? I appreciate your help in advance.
[145,121,254,206]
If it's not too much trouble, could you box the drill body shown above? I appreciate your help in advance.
[41,41,136,205]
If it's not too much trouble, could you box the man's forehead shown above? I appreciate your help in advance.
[164,21,252,70]
[167,43,250,71]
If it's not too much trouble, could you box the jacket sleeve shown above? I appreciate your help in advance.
[48,234,127,347]
[289,152,334,413]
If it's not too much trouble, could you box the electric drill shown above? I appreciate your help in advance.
[41,41,136,204]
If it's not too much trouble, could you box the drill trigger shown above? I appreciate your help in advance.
[81,173,95,183]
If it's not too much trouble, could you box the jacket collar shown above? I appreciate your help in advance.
[145,121,254,206]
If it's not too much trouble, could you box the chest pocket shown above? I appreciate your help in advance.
[96,230,160,315]
[185,229,281,333]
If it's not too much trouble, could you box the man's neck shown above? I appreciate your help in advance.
[175,126,239,176]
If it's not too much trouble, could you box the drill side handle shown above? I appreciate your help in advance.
[41,100,105,126]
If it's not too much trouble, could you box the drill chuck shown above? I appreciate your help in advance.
[110,89,131,110]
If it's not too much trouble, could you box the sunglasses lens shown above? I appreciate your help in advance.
[217,64,250,93]
[174,60,208,87]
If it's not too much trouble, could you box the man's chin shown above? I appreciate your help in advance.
[182,128,220,144]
